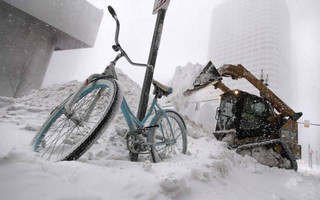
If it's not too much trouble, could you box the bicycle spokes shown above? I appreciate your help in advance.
[36,84,115,161]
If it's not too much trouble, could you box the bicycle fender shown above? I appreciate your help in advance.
[65,74,116,114]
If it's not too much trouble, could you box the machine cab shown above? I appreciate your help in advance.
[216,90,274,139]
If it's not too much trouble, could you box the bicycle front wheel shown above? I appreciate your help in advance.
[32,78,122,161]
[148,110,187,163]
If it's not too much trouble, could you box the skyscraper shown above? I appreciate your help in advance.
[208,0,291,102]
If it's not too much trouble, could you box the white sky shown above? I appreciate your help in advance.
[44,0,226,86]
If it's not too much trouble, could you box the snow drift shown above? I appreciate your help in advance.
[0,68,319,200]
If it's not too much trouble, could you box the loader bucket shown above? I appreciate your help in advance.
[193,61,222,87]
[183,61,222,96]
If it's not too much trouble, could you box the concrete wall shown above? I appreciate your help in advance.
[0,0,103,97]
[3,0,103,49]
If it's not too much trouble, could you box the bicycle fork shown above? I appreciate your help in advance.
[64,74,107,126]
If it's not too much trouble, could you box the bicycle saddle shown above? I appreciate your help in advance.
[152,79,173,97]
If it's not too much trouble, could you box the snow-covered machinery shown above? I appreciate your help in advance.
[184,62,302,171]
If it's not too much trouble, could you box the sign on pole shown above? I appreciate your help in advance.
[153,0,170,14]
[304,120,310,128]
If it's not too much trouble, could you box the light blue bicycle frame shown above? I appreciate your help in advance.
[120,96,177,147]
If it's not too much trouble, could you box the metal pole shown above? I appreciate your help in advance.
[316,150,319,167]
[308,144,311,167]
[137,9,167,120]
[310,153,313,168]
[308,144,313,168]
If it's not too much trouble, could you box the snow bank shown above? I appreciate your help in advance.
[0,68,320,200]
[167,63,219,132]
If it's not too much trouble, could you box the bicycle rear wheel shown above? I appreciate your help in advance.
[148,110,187,163]
[32,78,122,161]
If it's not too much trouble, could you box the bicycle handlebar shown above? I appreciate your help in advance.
[107,6,152,69]
[108,6,120,46]
[108,6,117,19]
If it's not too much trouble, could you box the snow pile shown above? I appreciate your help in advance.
[167,62,203,108]
[0,69,141,161]
[167,63,219,132]
[0,68,320,200]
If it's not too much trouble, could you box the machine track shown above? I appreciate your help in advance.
[213,132,298,171]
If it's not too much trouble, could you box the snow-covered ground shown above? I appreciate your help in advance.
[0,69,319,200]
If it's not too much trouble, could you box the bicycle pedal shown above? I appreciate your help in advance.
[134,125,159,135]
[143,125,159,130]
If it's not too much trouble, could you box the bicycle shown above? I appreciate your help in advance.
[31,5,187,163]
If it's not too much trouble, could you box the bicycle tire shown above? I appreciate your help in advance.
[31,78,122,161]
[148,110,187,163]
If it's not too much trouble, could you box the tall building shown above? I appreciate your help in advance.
[0,0,103,97]
[208,0,291,102]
